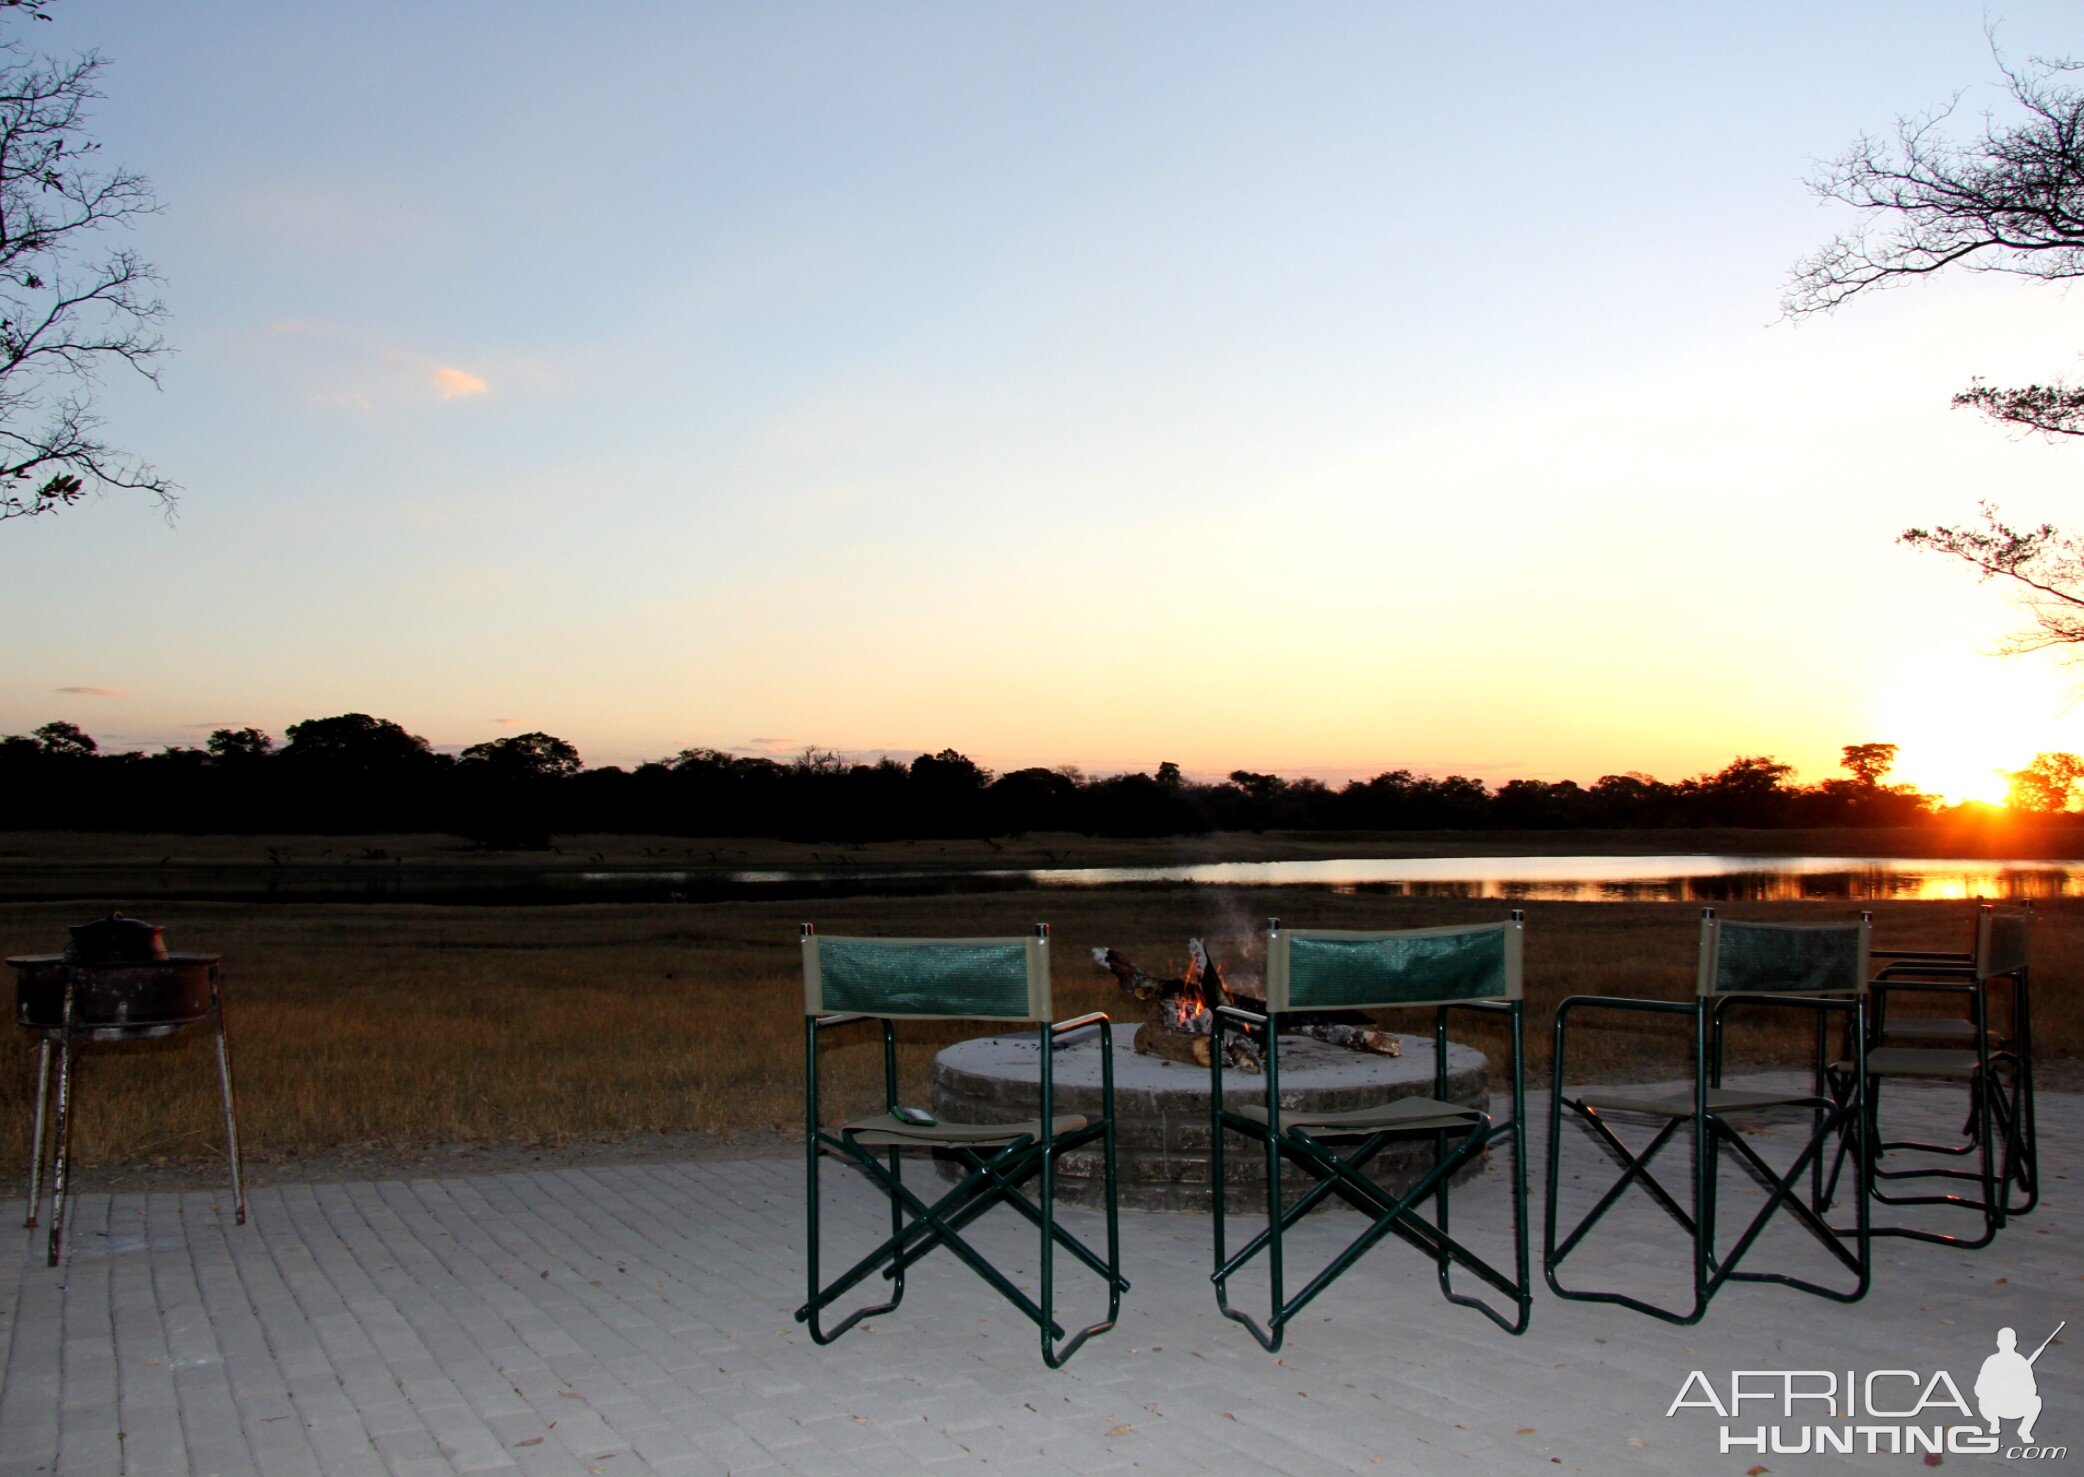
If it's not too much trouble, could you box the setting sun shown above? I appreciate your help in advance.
[1871,651,2077,806]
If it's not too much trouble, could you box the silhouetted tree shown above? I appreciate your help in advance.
[0,10,171,522]
[282,713,435,769]
[2006,751,2084,812]
[1787,50,2084,650]
[1900,505,2084,652]
[1841,741,1900,787]
[1786,52,2084,317]
[206,726,272,761]
[451,732,580,848]
[458,731,581,779]
[32,717,92,754]
[1582,772,1678,826]
[909,748,992,836]
[1494,777,1593,828]
[277,713,448,830]
[1228,770,1286,804]
[1794,742,1934,826]
[987,766,1080,835]
[1684,755,1798,826]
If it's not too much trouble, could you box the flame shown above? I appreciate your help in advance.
[1165,938,1231,1034]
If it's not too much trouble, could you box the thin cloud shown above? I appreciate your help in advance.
[431,366,489,399]
[55,685,123,697]
[269,320,492,404]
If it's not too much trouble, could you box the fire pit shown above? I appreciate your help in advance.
[7,914,246,1265]
[933,936,1488,1211]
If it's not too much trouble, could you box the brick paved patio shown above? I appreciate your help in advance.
[3,1076,2078,1475]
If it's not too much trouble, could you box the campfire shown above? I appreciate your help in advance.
[1093,938,1401,1072]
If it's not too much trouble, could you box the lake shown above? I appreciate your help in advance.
[718,853,2080,905]
[24,851,2074,905]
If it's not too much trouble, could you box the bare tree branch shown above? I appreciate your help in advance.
[1784,53,2084,318]
[0,30,172,523]
[1953,377,2084,438]
[1901,503,2084,652]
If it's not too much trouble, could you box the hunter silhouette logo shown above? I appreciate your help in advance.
[1977,1322,2061,1448]
[1666,1318,2068,1458]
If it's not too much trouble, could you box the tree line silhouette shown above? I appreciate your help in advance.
[0,714,2009,844]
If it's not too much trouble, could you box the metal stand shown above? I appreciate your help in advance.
[23,965,246,1266]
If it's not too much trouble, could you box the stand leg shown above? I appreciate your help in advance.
[47,991,76,1268]
[211,969,245,1226]
[24,1035,50,1229]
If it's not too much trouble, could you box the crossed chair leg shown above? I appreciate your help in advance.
[798,1125,1128,1367]
[1212,1113,1531,1352]
[1824,1059,2036,1248]
[1545,1095,1869,1326]
[1880,1069,2036,1218]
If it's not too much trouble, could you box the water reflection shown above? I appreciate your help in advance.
[202,853,2069,905]
[1022,855,2083,903]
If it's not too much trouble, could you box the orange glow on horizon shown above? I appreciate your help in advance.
[1886,742,2013,808]
[1871,652,2076,807]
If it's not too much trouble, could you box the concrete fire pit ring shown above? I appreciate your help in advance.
[931,1030,1490,1213]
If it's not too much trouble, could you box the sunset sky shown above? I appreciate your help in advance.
[2,1,2080,803]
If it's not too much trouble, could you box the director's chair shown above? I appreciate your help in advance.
[1210,914,1531,1350]
[795,923,1125,1367]
[1544,910,1871,1325]
[1834,904,2036,1246]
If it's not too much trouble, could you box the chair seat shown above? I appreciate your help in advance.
[1579,1086,1824,1118]
[840,1112,1087,1149]
[1236,1096,1485,1135]
[1881,1018,1988,1046]
[1856,1047,1983,1080]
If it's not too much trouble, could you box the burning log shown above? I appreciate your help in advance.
[1092,939,1403,1068]
[1092,940,1260,1070]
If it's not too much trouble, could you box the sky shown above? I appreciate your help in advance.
[2,1,2081,803]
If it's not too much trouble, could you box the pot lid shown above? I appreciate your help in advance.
[62,913,169,966]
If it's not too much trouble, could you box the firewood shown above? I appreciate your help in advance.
[1132,1020,1213,1066]
[1093,947,1167,1001]
[1288,1022,1401,1056]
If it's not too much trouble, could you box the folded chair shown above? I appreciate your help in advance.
[1838,905,2035,1246]
[1868,903,1985,1043]
[1545,911,1870,1325]
[1210,914,1531,1350]
[796,923,1125,1367]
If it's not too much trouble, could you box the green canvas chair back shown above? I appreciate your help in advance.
[1263,918,1523,1013]
[1975,909,2030,981]
[1695,915,1869,999]
[802,929,1051,1021]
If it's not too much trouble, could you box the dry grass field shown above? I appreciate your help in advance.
[2,882,2075,1180]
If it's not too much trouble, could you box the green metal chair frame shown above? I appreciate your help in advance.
[1209,914,1531,1351]
[795,923,1125,1367]
[1833,905,2035,1247]
[1544,910,1871,1326]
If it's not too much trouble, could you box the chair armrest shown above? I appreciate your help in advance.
[1051,1011,1110,1046]
[1555,994,1694,1021]
[813,1012,875,1032]
[1215,1003,1268,1028]
[1873,962,1974,982]
[1551,995,1695,1101]
[1712,993,1862,1029]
